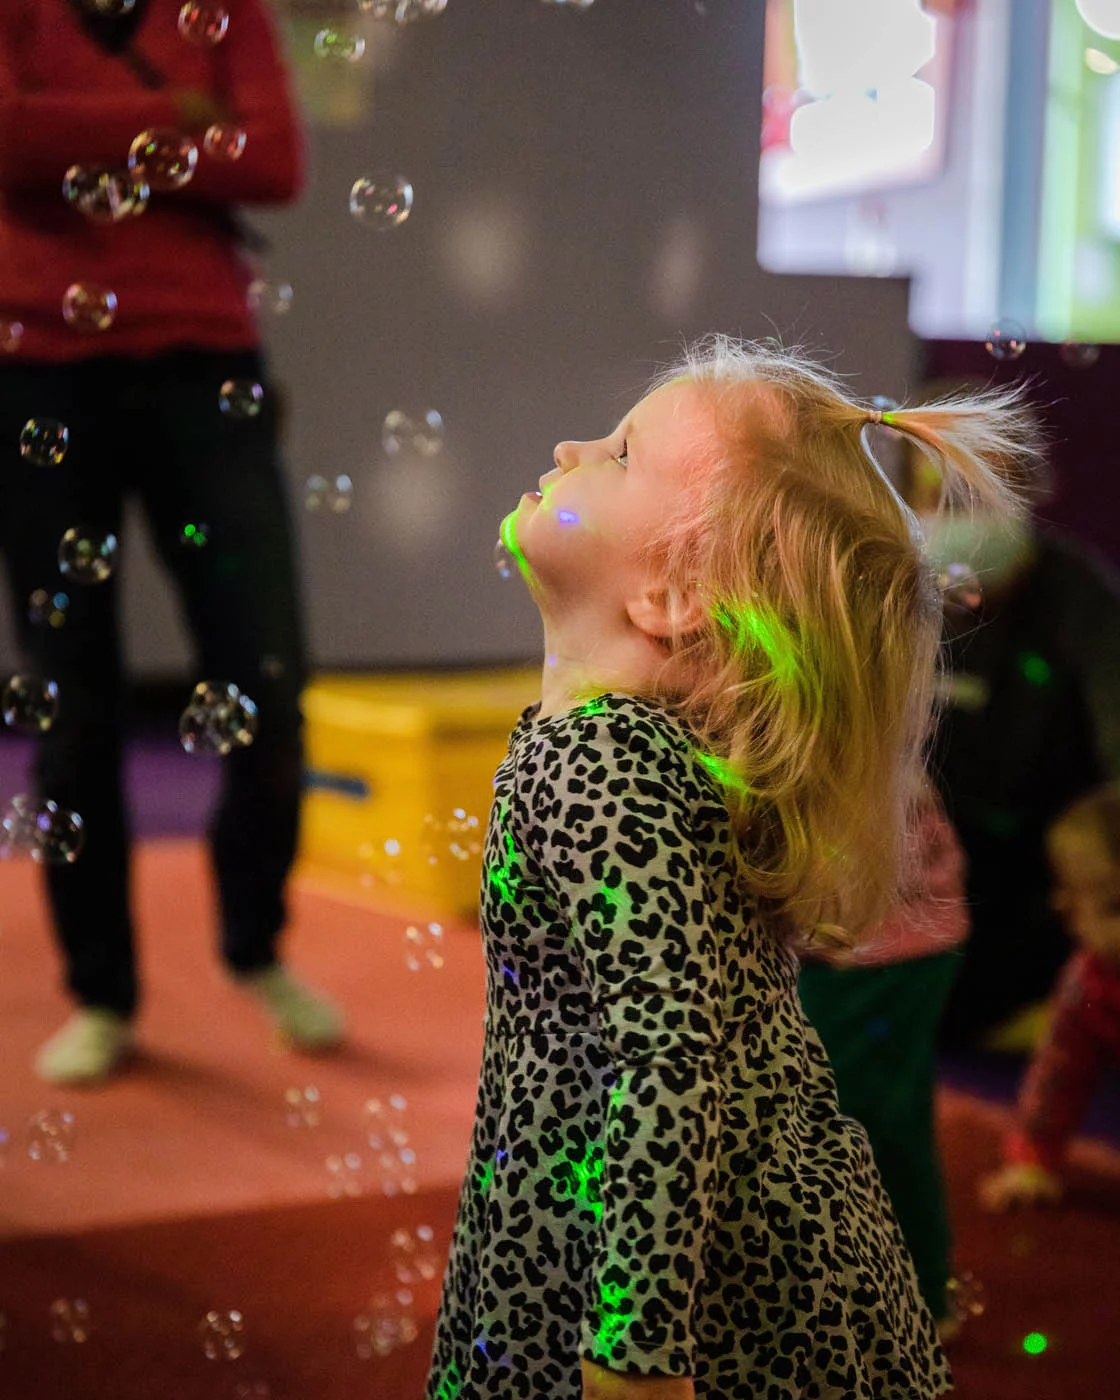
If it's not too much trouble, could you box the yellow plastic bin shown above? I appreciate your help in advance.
[298,666,540,916]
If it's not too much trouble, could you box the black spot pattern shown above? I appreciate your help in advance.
[424,695,952,1400]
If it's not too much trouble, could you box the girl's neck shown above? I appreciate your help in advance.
[536,620,675,719]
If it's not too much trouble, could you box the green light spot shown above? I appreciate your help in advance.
[695,750,750,797]
[433,1359,464,1399]
[476,1157,495,1197]
[597,878,632,922]
[486,803,520,905]
[577,697,608,717]
[1022,1332,1048,1356]
[712,600,799,686]
[1018,650,1052,687]
[554,1141,604,1222]
[594,1278,631,1353]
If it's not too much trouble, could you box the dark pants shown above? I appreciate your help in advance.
[797,951,961,1321]
[0,349,307,1018]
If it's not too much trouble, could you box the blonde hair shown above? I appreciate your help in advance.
[646,335,1044,954]
[1048,783,1120,884]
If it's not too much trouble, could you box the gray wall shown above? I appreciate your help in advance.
[1,0,921,678]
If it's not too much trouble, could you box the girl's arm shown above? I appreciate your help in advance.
[530,707,726,1387]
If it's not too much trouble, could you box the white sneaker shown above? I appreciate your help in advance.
[239,966,344,1050]
[35,1009,133,1085]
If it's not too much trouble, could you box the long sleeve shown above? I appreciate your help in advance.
[1003,950,1115,1173]
[527,709,724,1376]
[0,0,303,205]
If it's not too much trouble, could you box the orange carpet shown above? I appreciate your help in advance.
[1,840,1118,1399]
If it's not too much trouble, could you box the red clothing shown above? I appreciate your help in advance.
[0,0,304,360]
[1002,947,1120,1174]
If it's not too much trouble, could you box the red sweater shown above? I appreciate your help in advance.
[1003,947,1120,1174]
[0,0,305,361]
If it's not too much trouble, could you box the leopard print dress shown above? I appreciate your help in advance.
[425,694,953,1400]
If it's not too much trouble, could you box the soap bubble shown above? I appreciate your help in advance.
[0,319,23,353]
[19,418,69,467]
[219,379,264,418]
[325,1151,365,1199]
[1059,340,1100,369]
[358,836,405,889]
[984,319,1027,362]
[28,589,70,629]
[199,1309,245,1361]
[246,278,293,317]
[62,282,118,332]
[382,408,443,457]
[179,521,210,548]
[127,129,198,191]
[939,562,983,611]
[27,1108,76,1162]
[420,808,482,866]
[2,675,60,734]
[283,1085,321,1128]
[62,164,148,222]
[493,539,515,580]
[58,526,118,584]
[179,681,259,756]
[350,175,413,229]
[30,801,86,865]
[359,0,448,18]
[80,0,137,14]
[945,1271,987,1322]
[404,921,445,971]
[304,473,353,512]
[177,2,230,44]
[364,1092,410,1149]
[314,28,366,61]
[389,1223,439,1284]
[50,1298,91,1344]
[353,1291,419,1358]
[203,124,247,161]
[2,794,42,856]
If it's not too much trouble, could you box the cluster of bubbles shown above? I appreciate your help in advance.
[199,1308,245,1361]
[50,1298,92,1344]
[945,1270,987,1323]
[26,1108,77,1162]
[420,807,482,865]
[2,675,59,734]
[984,317,1101,370]
[352,1222,439,1359]
[364,1092,418,1196]
[178,681,259,756]
[2,795,85,865]
[304,473,353,513]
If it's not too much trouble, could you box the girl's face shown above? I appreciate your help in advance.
[506,379,710,619]
[1053,836,1120,962]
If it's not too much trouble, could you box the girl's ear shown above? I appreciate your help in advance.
[627,584,707,641]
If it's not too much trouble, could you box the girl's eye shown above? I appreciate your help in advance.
[615,443,629,467]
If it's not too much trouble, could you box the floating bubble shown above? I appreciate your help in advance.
[325,1151,364,1199]
[353,1291,419,1358]
[30,801,85,865]
[2,794,42,857]
[358,0,448,18]
[382,408,443,457]
[50,1298,91,1344]
[420,808,482,866]
[179,521,210,548]
[127,129,198,191]
[246,278,293,317]
[58,526,118,584]
[493,539,515,580]
[1059,340,1100,369]
[219,379,264,418]
[62,282,118,332]
[945,1271,987,1322]
[404,921,445,972]
[199,1309,245,1361]
[358,836,405,889]
[984,319,1027,362]
[284,1085,321,1128]
[20,418,69,467]
[27,1108,76,1162]
[203,124,246,161]
[314,28,366,60]
[62,164,149,223]
[178,2,230,44]
[869,394,900,414]
[350,175,413,230]
[0,319,23,353]
[80,0,136,13]
[179,680,259,756]
[233,1384,272,1400]
[2,675,60,734]
[939,561,983,611]
[389,1223,439,1284]
[304,473,353,513]
[28,589,70,629]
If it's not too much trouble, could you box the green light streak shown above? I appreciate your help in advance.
[596,877,632,922]
[695,750,751,797]
[593,1278,631,1353]
[499,508,534,586]
[486,804,520,905]
[712,600,799,686]
[432,1359,463,1399]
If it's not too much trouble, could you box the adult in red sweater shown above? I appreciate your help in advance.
[0,0,343,1082]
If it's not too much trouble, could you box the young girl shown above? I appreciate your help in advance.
[425,336,1041,1400]
[978,782,1120,1213]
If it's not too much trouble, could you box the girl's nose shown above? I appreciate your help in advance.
[553,440,582,472]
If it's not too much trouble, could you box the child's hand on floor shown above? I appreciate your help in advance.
[977,1162,1063,1212]
[581,1359,695,1400]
